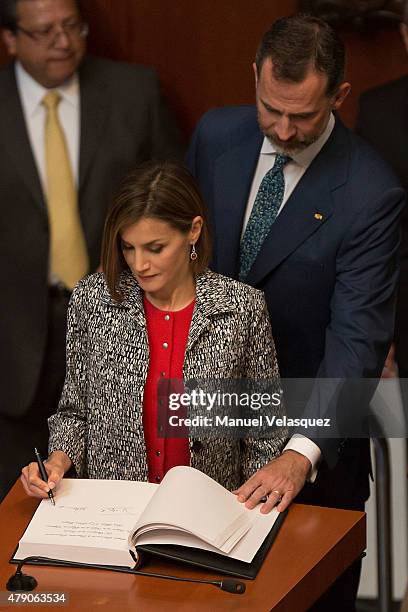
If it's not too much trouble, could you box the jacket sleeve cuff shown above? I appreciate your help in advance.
[283,435,321,482]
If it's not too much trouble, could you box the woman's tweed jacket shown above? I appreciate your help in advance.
[48,269,285,490]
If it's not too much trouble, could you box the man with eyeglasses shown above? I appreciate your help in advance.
[0,0,182,500]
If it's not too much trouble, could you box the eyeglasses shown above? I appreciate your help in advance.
[16,20,89,45]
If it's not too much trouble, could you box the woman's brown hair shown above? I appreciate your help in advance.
[101,160,212,301]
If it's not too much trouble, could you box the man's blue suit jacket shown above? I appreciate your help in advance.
[187,106,405,507]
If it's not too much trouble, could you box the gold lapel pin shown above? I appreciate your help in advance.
[314,213,323,220]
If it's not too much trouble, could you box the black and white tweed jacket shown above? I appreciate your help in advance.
[48,269,285,490]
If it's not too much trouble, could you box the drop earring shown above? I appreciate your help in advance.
[190,244,198,261]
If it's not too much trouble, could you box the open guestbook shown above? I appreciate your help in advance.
[12,466,286,579]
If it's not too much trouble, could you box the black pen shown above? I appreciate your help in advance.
[34,447,55,506]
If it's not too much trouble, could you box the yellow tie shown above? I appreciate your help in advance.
[42,90,89,290]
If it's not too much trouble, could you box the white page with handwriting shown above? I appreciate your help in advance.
[17,479,157,566]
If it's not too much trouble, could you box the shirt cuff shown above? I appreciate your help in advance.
[283,435,321,482]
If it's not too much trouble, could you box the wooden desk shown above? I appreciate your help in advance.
[0,481,365,612]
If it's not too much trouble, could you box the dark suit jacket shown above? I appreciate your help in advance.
[356,76,408,377]
[187,106,405,507]
[0,56,182,419]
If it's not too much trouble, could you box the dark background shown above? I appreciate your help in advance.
[0,0,406,138]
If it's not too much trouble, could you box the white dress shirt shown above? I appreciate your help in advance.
[243,113,335,232]
[243,114,336,480]
[16,62,81,285]
[15,61,80,192]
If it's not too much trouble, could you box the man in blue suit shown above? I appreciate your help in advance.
[187,14,404,610]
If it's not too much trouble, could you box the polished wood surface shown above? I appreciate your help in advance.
[0,481,365,611]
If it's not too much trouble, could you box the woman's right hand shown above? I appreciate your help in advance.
[20,451,72,499]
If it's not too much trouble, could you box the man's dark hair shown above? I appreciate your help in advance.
[0,0,82,32]
[255,14,345,96]
[0,0,19,31]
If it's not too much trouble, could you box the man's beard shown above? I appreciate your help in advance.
[264,130,319,155]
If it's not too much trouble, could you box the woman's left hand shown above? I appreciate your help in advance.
[234,450,311,513]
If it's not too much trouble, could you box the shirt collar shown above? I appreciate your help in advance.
[260,113,335,168]
[15,61,79,117]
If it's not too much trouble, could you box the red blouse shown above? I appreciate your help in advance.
[143,295,195,483]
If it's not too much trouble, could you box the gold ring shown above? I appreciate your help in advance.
[272,490,281,496]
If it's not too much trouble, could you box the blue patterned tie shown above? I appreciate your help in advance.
[239,154,291,281]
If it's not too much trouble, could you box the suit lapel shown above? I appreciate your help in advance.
[0,64,45,213]
[213,131,263,278]
[248,120,349,285]
[78,60,109,199]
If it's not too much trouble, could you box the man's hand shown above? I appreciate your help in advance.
[234,450,311,513]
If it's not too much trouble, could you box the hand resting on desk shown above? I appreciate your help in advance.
[20,451,72,499]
